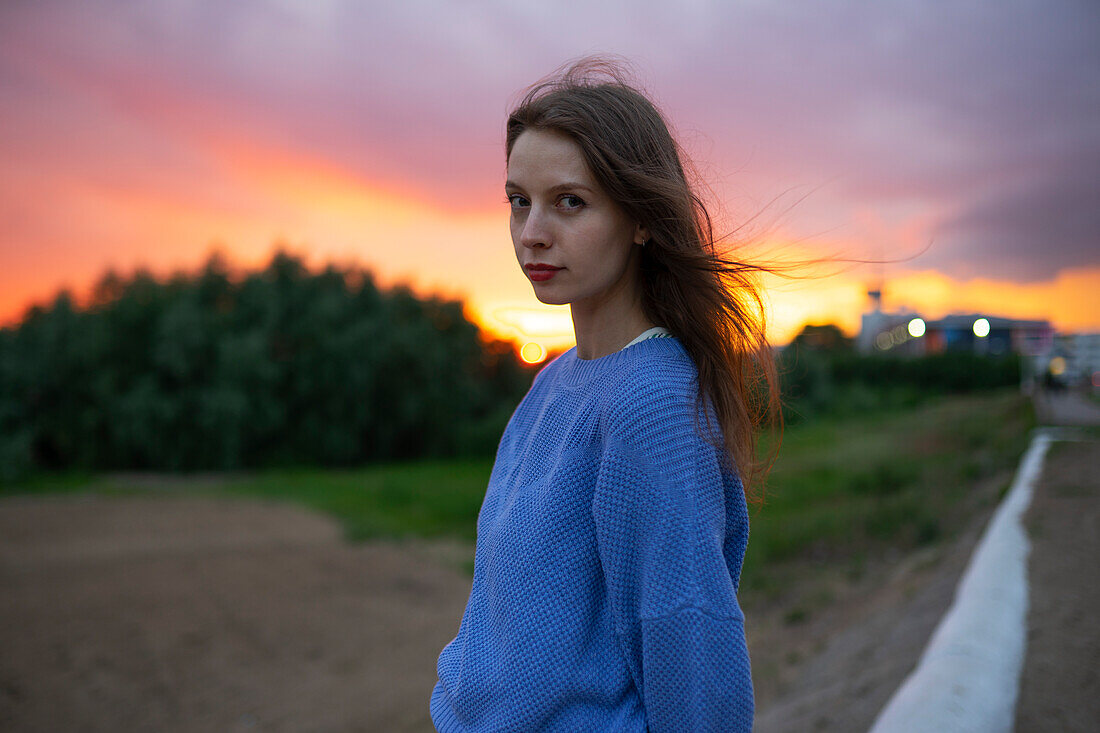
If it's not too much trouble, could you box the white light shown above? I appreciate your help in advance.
[908,318,926,338]
[973,318,990,338]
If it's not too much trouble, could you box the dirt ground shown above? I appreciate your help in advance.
[0,482,1008,733]
[0,433,1093,732]
[1016,438,1100,732]
[0,495,472,732]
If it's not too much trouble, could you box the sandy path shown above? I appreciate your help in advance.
[1016,439,1100,731]
[1032,389,1100,426]
[0,495,471,733]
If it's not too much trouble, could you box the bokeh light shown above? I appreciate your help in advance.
[520,342,546,364]
[907,318,926,338]
[972,318,991,338]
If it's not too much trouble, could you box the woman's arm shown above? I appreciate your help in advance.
[592,385,754,732]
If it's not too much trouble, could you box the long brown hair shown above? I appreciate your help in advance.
[506,57,780,501]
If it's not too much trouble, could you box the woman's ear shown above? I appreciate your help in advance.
[634,224,649,246]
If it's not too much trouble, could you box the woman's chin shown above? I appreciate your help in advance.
[531,289,570,306]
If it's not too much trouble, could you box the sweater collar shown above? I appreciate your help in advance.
[550,334,683,389]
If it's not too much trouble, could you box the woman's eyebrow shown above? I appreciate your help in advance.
[548,182,594,194]
[504,180,594,194]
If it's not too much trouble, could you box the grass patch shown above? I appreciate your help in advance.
[0,469,101,498]
[1,458,494,544]
[743,389,1033,590]
[205,458,494,542]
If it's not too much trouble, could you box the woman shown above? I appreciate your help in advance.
[431,58,777,733]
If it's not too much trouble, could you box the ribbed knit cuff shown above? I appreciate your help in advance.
[429,681,459,732]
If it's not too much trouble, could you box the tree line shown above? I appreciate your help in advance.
[778,324,1021,424]
[0,251,534,482]
[0,260,1023,484]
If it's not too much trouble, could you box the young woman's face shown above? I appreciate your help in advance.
[505,129,646,312]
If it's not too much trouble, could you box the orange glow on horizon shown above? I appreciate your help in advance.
[5,245,1099,351]
[468,265,1100,347]
[0,128,523,331]
[1,128,1096,348]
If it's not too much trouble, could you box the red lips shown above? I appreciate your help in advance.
[525,263,562,282]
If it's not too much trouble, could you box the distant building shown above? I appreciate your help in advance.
[921,315,1053,357]
[856,286,925,355]
[856,286,1053,358]
[857,307,925,355]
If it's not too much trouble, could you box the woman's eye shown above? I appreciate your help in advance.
[506,194,529,209]
[558,195,585,210]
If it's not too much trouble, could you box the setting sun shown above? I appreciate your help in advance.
[519,342,547,364]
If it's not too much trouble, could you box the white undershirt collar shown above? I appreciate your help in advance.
[621,326,673,350]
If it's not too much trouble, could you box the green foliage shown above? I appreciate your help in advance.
[788,323,852,352]
[0,250,533,481]
[778,325,1022,424]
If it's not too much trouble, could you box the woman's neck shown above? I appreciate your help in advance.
[570,294,654,360]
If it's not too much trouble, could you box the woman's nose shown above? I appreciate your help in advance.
[519,208,551,249]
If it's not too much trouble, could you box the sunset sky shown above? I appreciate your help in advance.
[1,0,1096,351]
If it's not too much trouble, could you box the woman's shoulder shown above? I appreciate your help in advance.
[599,337,701,429]
[610,336,696,393]
[528,337,699,417]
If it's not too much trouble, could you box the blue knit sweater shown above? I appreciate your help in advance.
[431,337,754,732]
